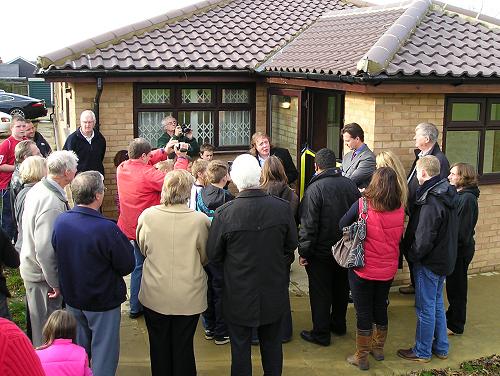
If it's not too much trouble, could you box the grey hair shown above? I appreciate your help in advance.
[161,115,177,126]
[46,150,79,177]
[80,110,96,122]
[71,171,105,205]
[416,122,438,143]
[230,154,261,191]
[128,138,152,159]
[15,140,37,163]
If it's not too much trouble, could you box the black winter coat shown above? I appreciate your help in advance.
[406,177,458,276]
[298,168,360,260]
[456,186,480,259]
[0,227,19,298]
[63,128,106,175]
[207,189,297,327]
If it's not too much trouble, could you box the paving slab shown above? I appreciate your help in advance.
[117,270,500,376]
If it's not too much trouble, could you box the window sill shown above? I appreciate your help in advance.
[479,173,500,185]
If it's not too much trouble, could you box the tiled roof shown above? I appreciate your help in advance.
[260,0,500,78]
[386,10,500,77]
[37,0,352,73]
[258,5,407,75]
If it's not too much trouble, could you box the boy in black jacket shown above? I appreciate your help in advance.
[197,160,234,345]
[398,155,458,362]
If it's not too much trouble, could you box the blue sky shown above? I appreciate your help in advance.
[1,0,499,63]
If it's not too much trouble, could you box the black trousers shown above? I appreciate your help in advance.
[144,307,199,376]
[305,256,349,344]
[202,262,227,337]
[348,269,392,331]
[227,319,283,376]
[446,255,473,334]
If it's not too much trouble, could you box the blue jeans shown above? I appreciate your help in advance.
[130,240,144,314]
[67,305,121,376]
[413,264,449,359]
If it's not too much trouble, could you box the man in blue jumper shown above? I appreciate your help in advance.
[52,171,135,376]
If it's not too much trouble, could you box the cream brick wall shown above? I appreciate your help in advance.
[345,92,500,283]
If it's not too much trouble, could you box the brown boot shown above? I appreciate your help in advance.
[347,329,372,371]
[371,324,387,361]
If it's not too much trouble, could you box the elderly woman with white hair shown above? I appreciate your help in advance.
[19,150,79,347]
[207,154,298,376]
[136,169,211,376]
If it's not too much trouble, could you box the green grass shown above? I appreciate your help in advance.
[5,268,26,331]
[404,354,500,375]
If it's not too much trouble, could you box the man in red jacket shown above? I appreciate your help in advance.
[117,137,175,318]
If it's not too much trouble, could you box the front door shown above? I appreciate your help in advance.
[300,90,344,185]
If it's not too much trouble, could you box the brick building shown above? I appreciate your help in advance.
[36,0,500,283]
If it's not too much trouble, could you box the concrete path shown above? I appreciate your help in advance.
[117,261,500,376]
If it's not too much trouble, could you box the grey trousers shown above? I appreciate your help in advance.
[24,280,62,347]
[67,304,121,376]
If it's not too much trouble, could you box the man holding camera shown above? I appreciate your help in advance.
[157,116,199,158]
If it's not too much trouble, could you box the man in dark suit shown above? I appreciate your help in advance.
[400,122,450,294]
[207,154,297,376]
[250,132,298,185]
[341,123,376,189]
[299,148,360,346]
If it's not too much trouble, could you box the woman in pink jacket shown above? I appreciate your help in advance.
[36,310,92,376]
[339,167,405,370]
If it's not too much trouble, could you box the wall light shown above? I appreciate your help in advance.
[279,96,291,109]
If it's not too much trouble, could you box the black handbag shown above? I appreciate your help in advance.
[332,197,368,268]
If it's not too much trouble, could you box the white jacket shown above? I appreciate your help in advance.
[20,178,68,287]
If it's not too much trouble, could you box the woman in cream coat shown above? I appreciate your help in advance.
[136,169,210,376]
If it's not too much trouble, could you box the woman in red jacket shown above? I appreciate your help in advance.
[339,167,405,370]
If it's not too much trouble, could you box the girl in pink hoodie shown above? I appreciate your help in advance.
[36,310,93,376]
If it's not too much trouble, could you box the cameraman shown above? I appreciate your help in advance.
[157,116,199,158]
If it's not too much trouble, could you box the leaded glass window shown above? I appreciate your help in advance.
[138,111,172,147]
[181,89,212,104]
[219,111,251,146]
[141,89,171,104]
[178,111,214,145]
[135,85,254,149]
[222,89,250,104]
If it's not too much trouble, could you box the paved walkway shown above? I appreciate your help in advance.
[117,260,500,376]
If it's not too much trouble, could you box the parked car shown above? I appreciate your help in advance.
[0,111,11,134]
[0,92,47,119]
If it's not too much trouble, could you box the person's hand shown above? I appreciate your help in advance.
[48,287,60,299]
[165,139,178,154]
[185,130,193,140]
[299,256,308,266]
[174,125,183,137]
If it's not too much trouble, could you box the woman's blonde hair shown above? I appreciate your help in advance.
[19,155,47,184]
[39,310,77,349]
[161,169,194,205]
[376,150,408,208]
[261,155,287,189]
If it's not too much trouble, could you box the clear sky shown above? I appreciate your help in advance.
[1,0,499,64]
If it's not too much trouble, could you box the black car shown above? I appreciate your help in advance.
[0,91,47,119]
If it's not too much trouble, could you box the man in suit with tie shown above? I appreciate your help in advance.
[341,123,376,189]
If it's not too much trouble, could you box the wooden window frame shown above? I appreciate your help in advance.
[444,95,500,184]
[134,83,256,151]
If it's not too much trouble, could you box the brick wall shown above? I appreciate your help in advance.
[345,92,500,283]
[270,95,298,163]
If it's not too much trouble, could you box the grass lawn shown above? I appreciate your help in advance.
[5,267,26,331]
[405,355,500,375]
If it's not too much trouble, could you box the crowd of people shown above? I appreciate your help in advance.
[0,111,480,376]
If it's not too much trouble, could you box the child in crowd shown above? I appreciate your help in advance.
[189,159,209,210]
[36,310,93,376]
[197,160,233,345]
[155,159,174,173]
[199,143,215,161]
